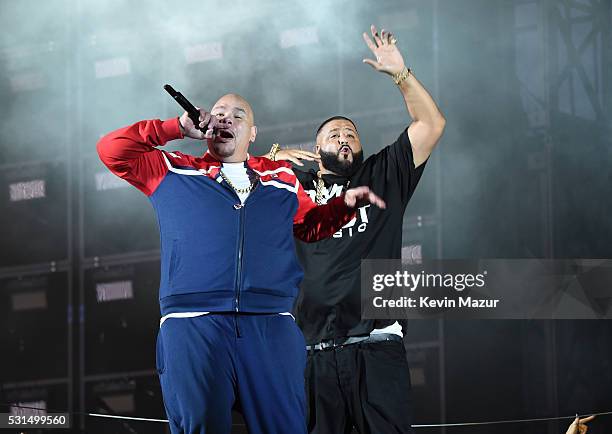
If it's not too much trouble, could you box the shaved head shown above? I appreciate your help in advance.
[213,93,254,125]
[208,93,257,162]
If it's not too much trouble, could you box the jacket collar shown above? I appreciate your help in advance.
[195,151,264,179]
[204,150,273,168]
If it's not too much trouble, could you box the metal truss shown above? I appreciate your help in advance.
[549,0,610,122]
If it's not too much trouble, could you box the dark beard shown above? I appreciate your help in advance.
[319,149,364,177]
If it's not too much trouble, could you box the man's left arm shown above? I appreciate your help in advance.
[363,25,446,168]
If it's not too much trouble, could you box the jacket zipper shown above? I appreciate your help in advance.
[233,176,259,314]
[234,205,245,313]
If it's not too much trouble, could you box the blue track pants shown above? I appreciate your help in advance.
[156,313,307,434]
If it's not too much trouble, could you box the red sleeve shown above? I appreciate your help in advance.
[293,182,356,243]
[96,118,183,196]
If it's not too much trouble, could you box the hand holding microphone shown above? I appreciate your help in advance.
[178,109,218,140]
[164,84,218,140]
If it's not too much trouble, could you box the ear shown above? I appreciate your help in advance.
[250,125,257,143]
[315,144,320,154]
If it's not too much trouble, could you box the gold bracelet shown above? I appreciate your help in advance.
[393,67,411,85]
[269,143,280,161]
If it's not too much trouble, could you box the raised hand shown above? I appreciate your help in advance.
[362,24,406,76]
[344,186,386,210]
[565,415,595,434]
[179,108,218,140]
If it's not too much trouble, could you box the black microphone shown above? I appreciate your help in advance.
[163,84,207,132]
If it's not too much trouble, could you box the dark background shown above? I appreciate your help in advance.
[0,0,610,433]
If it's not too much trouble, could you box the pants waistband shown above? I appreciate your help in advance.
[306,333,402,351]
[160,311,294,327]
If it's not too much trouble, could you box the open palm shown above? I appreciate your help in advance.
[362,24,406,76]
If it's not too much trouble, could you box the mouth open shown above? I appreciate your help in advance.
[339,145,352,155]
[215,128,235,141]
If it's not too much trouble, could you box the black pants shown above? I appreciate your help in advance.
[305,340,413,434]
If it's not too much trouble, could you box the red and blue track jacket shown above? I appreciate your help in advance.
[97,118,354,315]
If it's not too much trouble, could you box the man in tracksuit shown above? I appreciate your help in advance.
[96,93,385,434]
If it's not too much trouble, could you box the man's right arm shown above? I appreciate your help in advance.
[96,118,183,196]
[293,184,386,243]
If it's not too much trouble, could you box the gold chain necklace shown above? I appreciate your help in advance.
[219,169,255,195]
[315,171,350,205]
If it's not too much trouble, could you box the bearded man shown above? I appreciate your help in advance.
[269,25,446,433]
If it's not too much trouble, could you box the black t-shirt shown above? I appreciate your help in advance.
[293,129,426,344]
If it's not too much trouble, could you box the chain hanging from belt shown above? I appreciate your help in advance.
[315,171,350,205]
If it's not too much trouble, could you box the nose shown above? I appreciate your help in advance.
[218,115,232,126]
